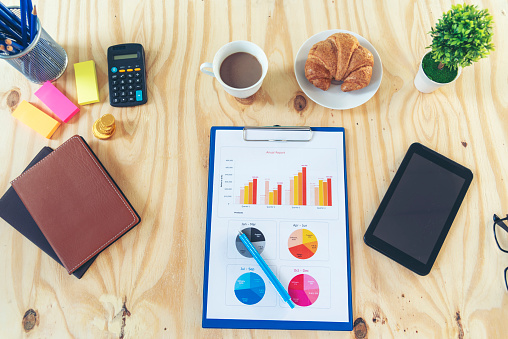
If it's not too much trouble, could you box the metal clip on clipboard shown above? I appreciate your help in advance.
[243,126,313,142]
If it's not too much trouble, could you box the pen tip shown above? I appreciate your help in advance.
[238,230,243,235]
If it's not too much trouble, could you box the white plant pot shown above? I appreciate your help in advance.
[414,57,462,93]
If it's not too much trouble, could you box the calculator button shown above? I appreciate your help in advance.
[121,98,127,103]
[120,74,126,79]
[127,69,133,72]
[119,69,126,73]
[136,90,143,102]
[120,85,126,90]
[112,86,118,91]
[113,92,119,97]
[113,98,119,103]
[135,85,142,90]
[111,74,118,80]
[127,85,133,90]
[128,97,135,102]
[128,79,134,84]
[135,73,141,77]
[134,68,141,71]
[128,91,134,96]
[128,73,134,78]
[112,80,118,85]
[120,91,126,97]
[135,78,142,84]
[120,80,126,85]
[111,67,118,73]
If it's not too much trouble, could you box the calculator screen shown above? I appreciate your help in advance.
[113,53,138,60]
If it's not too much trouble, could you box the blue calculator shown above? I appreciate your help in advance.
[107,43,147,107]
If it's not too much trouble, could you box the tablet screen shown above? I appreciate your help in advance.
[372,153,466,263]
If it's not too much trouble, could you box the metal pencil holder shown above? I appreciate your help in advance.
[0,7,68,84]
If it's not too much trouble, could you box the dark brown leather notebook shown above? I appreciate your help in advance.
[11,135,141,274]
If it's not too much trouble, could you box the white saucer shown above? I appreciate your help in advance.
[294,29,383,110]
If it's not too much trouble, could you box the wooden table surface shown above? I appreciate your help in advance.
[1,0,507,338]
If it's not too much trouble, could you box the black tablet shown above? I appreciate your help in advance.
[364,143,473,276]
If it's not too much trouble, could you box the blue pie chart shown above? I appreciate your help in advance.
[234,272,266,305]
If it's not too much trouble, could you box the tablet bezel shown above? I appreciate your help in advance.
[363,143,473,276]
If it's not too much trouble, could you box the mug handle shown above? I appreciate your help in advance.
[200,62,215,77]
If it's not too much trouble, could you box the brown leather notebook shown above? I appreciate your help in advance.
[11,135,140,274]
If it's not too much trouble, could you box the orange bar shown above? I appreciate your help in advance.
[298,172,303,205]
[273,189,278,205]
[249,182,253,204]
[323,181,328,206]
[294,175,299,205]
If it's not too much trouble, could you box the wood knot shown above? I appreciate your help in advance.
[22,309,37,332]
[293,95,307,111]
[461,141,467,148]
[234,93,255,105]
[7,88,21,112]
[353,317,368,339]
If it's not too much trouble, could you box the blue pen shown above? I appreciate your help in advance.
[20,0,27,47]
[238,230,296,309]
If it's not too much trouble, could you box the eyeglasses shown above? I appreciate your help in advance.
[493,214,508,291]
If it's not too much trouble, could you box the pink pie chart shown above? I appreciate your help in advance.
[287,273,319,307]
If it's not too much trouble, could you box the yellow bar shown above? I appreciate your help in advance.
[244,186,249,204]
[249,182,253,204]
[269,191,274,205]
[12,101,60,139]
[298,172,303,205]
[319,180,324,206]
[294,175,299,205]
[74,60,100,105]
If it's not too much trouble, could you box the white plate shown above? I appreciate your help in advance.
[294,29,383,110]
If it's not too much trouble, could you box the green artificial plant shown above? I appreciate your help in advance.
[424,3,494,83]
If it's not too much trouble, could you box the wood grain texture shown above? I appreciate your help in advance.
[0,0,507,338]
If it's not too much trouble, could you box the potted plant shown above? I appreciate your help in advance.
[414,4,494,93]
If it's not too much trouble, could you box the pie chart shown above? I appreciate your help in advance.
[234,272,266,305]
[236,227,265,257]
[288,274,319,307]
[288,229,318,259]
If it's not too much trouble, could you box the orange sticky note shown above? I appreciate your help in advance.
[12,101,60,139]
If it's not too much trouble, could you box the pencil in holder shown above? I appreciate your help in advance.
[0,7,67,84]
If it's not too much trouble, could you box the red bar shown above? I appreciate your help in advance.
[253,179,257,204]
[327,178,332,206]
[278,184,282,205]
[302,166,307,205]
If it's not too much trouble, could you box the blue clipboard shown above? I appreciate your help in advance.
[202,126,352,331]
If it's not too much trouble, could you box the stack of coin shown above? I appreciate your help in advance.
[93,114,116,140]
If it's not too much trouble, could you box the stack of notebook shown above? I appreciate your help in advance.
[0,136,141,278]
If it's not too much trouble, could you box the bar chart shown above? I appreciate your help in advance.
[236,166,333,207]
[218,146,342,219]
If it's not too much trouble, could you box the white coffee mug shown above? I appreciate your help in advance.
[200,41,268,99]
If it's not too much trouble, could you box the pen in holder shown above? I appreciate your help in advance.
[0,6,67,84]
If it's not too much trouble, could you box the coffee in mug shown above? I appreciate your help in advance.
[200,41,268,99]
[219,52,262,89]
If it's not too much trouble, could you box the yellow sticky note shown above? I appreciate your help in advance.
[74,60,100,105]
[12,101,60,139]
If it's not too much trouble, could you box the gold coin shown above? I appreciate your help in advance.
[93,120,114,140]
[101,114,115,127]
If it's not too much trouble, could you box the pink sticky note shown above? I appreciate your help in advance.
[35,82,80,123]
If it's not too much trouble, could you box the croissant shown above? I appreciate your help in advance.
[305,33,374,92]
